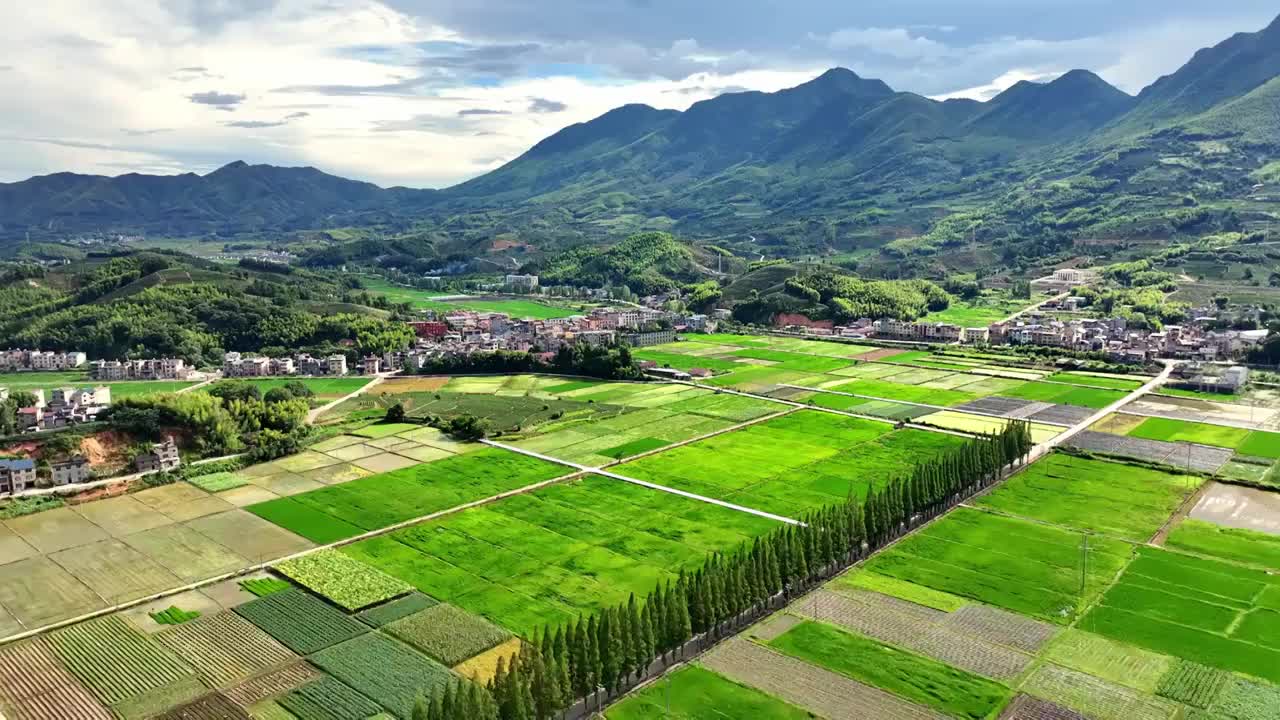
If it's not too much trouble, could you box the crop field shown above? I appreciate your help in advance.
[384,603,511,665]
[0,372,197,399]
[345,474,780,635]
[607,665,812,719]
[247,447,566,542]
[1165,519,1280,571]
[308,632,455,718]
[0,640,112,720]
[1042,629,1172,693]
[45,615,199,708]
[768,620,1009,719]
[913,410,1062,443]
[1046,372,1145,390]
[1080,546,1280,682]
[1128,416,1252,448]
[999,381,1125,409]
[361,278,587,318]
[233,589,368,655]
[866,507,1133,623]
[616,410,965,517]
[279,675,383,720]
[154,611,294,687]
[274,550,411,611]
[975,455,1201,541]
[827,377,981,406]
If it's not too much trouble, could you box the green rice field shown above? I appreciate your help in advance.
[344,474,781,636]
[607,665,811,719]
[360,278,588,318]
[0,372,198,400]
[999,381,1125,409]
[975,454,1201,541]
[1127,417,1280,458]
[617,410,965,517]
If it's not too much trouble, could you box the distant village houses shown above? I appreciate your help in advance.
[0,459,36,495]
[135,439,181,473]
[89,358,191,381]
[0,349,87,372]
[223,352,349,377]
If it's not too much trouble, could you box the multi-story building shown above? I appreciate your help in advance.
[135,439,181,473]
[0,459,37,494]
[623,329,676,347]
[327,355,349,376]
[504,274,539,289]
[0,350,86,372]
[89,358,190,381]
[362,356,382,375]
[50,457,92,486]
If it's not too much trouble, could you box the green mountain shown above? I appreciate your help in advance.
[2,14,1279,274]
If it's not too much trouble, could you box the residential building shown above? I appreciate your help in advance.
[0,459,37,494]
[17,406,41,431]
[0,350,86,372]
[327,355,349,376]
[623,330,676,347]
[50,457,92,486]
[362,356,382,375]
[89,358,191,381]
[504,274,539,289]
[135,439,181,473]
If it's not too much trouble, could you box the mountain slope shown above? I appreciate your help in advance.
[966,70,1135,140]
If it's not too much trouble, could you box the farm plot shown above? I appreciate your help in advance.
[1211,678,1280,720]
[827,378,981,406]
[727,349,855,373]
[247,448,567,542]
[766,620,1010,719]
[700,637,944,720]
[704,366,816,393]
[44,615,200,709]
[807,393,935,421]
[0,557,105,628]
[222,662,320,710]
[0,640,111,720]
[865,508,1133,623]
[49,539,182,604]
[999,382,1125,409]
[1166,518,1280,570]
[1187,483,1280,537]
[156,693,250,720]
[1080,546,1280,682]
[384,603,511,665]
[975,454,1201,541]
[1020,664,1179,720]
[1067,431,1234,472]
[1043,629,1173,693]
[510,406,742,467]
[155,611,294,687]
[616,411,963,517]
[607,665,813,720]
[345,474,780,636]
[914,411,1062,444]
[274,550,411,611]
[308,632,455,718]
[233,589,367,655]
[279,675,383,720]
[182,510,313,563]
[355,593,437,628]
[1045,372,1145,390]
[1127,417,1252,449]
[1124,395,1280,432]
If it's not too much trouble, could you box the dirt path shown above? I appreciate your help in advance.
[306,373,389,424]
[1149,479,1212,546]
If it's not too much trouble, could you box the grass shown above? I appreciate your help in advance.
[975,454,1200,541]
[865,507,1133,624]
[247,448,567,540]
[233,589,367,655]
[766,621,1009,720]
[1165,519,1280,572]
[1129,417,1251,449]
[606,665,812,719]
[351,422,421,439]
[384,603,512,665]
[308,633,454,719]
[1000,381,1125,408]
[1080,547,1280,683]
[274,550,411,611]
[832,571,968,612]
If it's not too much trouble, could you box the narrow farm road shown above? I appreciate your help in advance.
[306,372,391,424]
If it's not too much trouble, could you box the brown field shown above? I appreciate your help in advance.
[0,640,111,720]
[223,662,320,709]
[156,612,295,687]
[372,377,450,394]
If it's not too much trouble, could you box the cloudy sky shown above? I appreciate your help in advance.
[1,1,1275,188]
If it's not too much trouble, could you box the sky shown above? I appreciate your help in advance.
[0,1,1275,189]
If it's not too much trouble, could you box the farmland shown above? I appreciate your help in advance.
[360,278,588,319]
[0,372,198,399]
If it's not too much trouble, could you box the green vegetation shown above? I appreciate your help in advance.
[384,604,512,665]
[148,607,201,626]
[1156,660,1229,708]
[767,621,1009,719]
[540,231,711,295]
[607,665,812,719]
[1043,629,1173,693]
[0,494,64,519]
[356,593,439,628]
[1239,430,1280,459]
[248,448,567,541]
[233,589,367,655]
[827,378,979,406]
[274,550,412,611]
[280,676,384,720]
[923,289,1042,326]
[976,454,1200,541]
[1213,678,1280,720]
[1046,372,1145,390]
[1129,417,1251,448]
[1000,381,1124,408]
[1165,519,1280,572]
[308,633,455,719]
[833,571,968,612]
[866,507,1133,623]
[45,615,196,707]
[187,471,248,493]
[1081,547,1280,682]
[239,577,292,597]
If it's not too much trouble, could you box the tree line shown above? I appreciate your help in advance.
[413,421,1036,719]
[416,343,644,382]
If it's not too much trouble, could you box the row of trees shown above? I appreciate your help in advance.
[417,343,644,382]
[414,421,1037,720]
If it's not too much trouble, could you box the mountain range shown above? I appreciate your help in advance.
[3,14,1279,268]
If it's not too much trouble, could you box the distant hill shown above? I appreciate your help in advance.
[2,14,1279,273]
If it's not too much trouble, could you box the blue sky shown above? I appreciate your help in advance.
[0,0,1274,188]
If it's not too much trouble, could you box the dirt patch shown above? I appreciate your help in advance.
[80,430,132,469]
[860,348,908,361]
[1190,482,1280,535]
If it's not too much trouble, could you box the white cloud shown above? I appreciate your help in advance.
[931,69,1062,101]
[826,27,948,60]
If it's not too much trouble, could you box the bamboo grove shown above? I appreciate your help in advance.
[414,420,1036,720]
